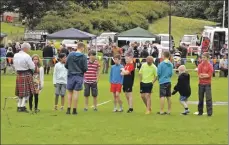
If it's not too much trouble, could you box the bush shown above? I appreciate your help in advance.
[37,1,169,34]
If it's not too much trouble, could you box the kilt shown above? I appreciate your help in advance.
[15,70,35,97]
[0,58,6,70]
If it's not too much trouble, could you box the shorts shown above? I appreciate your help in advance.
[180,96,188,101]
[160,82,171,97]
[84,82,98,97]
[110,84,122,93]
[67,74,83,91]
[55,84,67,96]
[140,82,153,94]
[123,84,133,93]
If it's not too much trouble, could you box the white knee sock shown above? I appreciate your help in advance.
[21,97,27,107]
[18,98,22,107]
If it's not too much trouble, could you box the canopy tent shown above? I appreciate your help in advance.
[117,27,157,41]
[47,28,96,40]
[0,33,7,38]
[47,28,98,55]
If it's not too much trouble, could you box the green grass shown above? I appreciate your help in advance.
[1,22,25,41]
[149,16,216,46]
[1,66,228,144]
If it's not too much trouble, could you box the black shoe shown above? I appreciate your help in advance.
[127,108,133,113]
[72,111,78,115]
[94,108,98,112]
[17,107,20,112]
[207,114,212,117]
[84,108,88,112]
[22,107,29,113]
[66,110,71,114]
[198,113,203,116]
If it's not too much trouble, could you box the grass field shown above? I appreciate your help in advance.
[1,62,228,144]
[149,16,216,46]
[1,22,25,41]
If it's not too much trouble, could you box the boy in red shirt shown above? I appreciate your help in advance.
[121,55,135,113]
[197,52,214,116]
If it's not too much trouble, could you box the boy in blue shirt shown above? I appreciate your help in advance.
[157,51,173,115]
[110,54,124,112]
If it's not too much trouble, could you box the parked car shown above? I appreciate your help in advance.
[61,39,77,49]
[91,37,109,52]
[180,34,199,46]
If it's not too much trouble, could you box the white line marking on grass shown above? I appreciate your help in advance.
[90,100,111,108]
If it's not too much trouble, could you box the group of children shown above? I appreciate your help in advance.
[28,42,214,116]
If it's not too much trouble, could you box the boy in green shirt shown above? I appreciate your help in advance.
[139,56,158,114]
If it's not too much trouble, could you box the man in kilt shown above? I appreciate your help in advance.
[13,43,35,113]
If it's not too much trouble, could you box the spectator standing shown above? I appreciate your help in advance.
[220,44,228,58]
[42,41,54,74]
[102,45,111,74]
[219,54,228,77]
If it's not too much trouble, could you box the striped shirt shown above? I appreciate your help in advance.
[84,60,100,83]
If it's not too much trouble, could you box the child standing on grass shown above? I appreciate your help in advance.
[53,53,67,111]
[120,55,135,113]
[84,50,100,111]
[172,65,191,115]
[65,43,88,115]
[197,52,214,117]
[157,51,173,115]
[29,54,44,113]
[110,54,124,112]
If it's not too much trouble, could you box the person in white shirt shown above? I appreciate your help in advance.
[29,54,44,113]
[53,53,67,110]
[13,42,35,113]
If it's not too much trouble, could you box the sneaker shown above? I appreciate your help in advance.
[84,108,88,112]
[185,110,190,114]
[157,112,167,115]
[66,110,71,114]
[34,109,40,113]
[53,106,58,111]
[94,108,98,112]
[72,111,78,115]
[145,111,151,115]
[118,109,123,112]
[181,112,188,115]
[22,107,29,113]
[17,107,22,112]
[127,109,133,113]
[113,109,118,112]
[207,114,212,117]
[60,107,64,111]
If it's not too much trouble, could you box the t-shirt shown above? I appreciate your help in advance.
[123,63,135,86]
[219,59,228,69]
[198,61,213,85]
[84,60,100,83]
[112,47,121,56]
[139,63,157,83]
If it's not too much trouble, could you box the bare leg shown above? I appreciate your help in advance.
[93,97,97,109]
[113,92,117,110]
[160,97,165,113]
[128,92,133,109]
[85,97,89,109]
[167,97,172,113]
[125,92,130,106]
[68,90,73,108]
[146,93,151,112]
[61,96,65,107]
[73,90,79,109]
[141,93,147,107]
[116,92,123,110]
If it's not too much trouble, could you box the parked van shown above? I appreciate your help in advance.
[157,34,175,50]
[199,26,228,55]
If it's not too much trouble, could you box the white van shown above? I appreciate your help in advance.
[200,26,228,54]
[157,34,175,49]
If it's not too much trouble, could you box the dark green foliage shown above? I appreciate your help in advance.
[36,1,169,34]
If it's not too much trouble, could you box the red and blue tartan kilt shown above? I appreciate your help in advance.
[15,71,35,97]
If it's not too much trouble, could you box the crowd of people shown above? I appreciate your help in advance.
[5,41,217,117]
